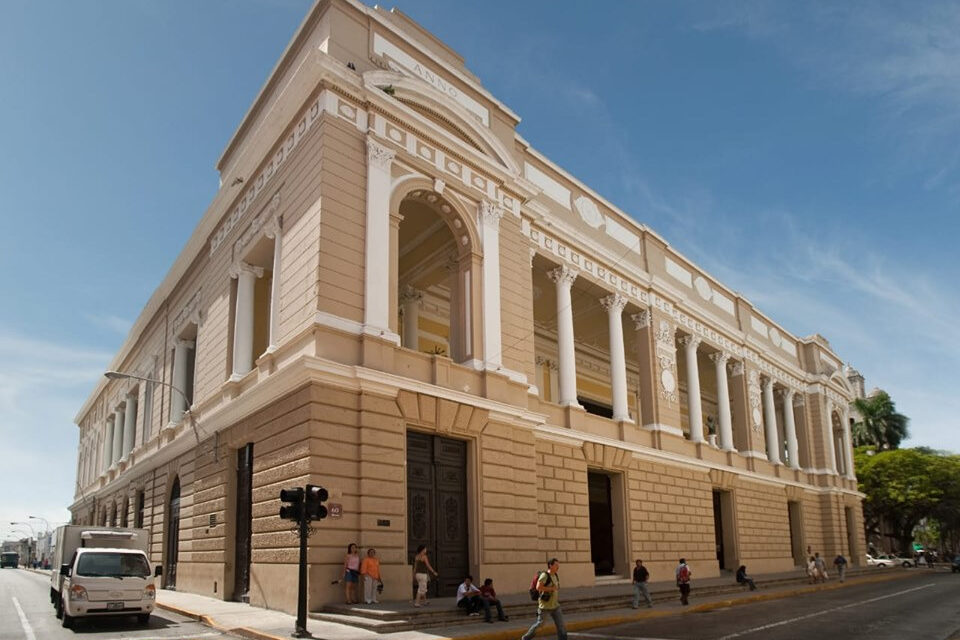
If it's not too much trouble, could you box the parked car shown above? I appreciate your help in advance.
[951,557,960,573]
[866,553,914,568]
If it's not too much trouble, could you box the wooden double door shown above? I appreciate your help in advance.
[406,432,468,597]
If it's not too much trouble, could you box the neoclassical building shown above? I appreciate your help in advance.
[71,0,865,612]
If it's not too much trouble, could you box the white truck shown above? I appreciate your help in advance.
[49,526,159,628]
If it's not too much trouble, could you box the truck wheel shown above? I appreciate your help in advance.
[60,603,74,629]
[137,613,150,625]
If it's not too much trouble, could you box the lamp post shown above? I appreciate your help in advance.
[28,515,50,535]
[103,371,201,445]
[29,516,52,567]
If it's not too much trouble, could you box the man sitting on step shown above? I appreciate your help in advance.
[456,575,484,617]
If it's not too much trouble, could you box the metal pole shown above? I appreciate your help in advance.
[293,493,310,638]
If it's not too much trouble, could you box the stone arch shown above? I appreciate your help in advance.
[390,176,480,257]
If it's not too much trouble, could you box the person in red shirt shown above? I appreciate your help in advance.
[478,578,508,623]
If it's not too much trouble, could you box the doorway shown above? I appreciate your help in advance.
[588,472,616,575]
[845,507,859,564]
[712,489,737,571]
[788,501,805,566]
[407,432,468,597]
[234,444,254,602]
[165,477,181,590]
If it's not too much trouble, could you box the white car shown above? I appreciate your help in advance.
[866,553,914,568]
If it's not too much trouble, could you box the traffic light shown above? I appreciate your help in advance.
[305,484,329,520]
[279,487,304,521]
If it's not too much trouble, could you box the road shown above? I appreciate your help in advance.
[0,568,234,640]
[569,572,960,640]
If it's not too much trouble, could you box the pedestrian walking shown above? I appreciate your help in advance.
[833,554,847,583]
[632,559,653,608]
[412,545,439,607]
[521,558,567,640]
[814,553,828,583]
[735,565,757,591]
[360,548,382,604]
[675,558,692,605]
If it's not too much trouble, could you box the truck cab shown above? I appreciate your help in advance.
[57,547,160,628]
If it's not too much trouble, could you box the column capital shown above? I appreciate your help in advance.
[777,387,796,401]
[547,265,578,289]
[761,377,774,391]
[175,338,196,350]
[678,334,702,351]
[708,351,731,365]
[479,199,504,226]
[631,309,651,330]
[366,137,396,170]
[230,261,265,280]
[399,284,423,306]
[599,293,628,315]
[729,360,745,377]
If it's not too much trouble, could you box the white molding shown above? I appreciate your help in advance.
[643,422,684,438]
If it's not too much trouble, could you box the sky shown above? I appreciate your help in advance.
[1,0,958,535]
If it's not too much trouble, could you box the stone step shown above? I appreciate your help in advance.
[310,568,875,632]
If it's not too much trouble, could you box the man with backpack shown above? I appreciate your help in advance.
[675,558,692,605]
[522,558,566,640]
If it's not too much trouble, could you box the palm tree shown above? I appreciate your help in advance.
[851,390,909,450]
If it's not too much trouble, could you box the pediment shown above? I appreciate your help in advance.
[364,70,519,176]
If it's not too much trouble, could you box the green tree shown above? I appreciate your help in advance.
[855,448,945,553]
[851,390,909,450]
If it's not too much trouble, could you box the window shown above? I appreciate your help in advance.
[75,552,150,578]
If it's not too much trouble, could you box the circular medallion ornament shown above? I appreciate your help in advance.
[752,408,762,426]
[661,369,677,393]
[694,276,712,301]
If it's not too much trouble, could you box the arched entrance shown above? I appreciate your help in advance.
[396,189,477,364]
[165,476,181,590]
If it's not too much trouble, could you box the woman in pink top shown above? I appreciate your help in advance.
[342,543,361,604]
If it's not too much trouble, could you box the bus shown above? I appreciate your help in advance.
[1,552,19,568]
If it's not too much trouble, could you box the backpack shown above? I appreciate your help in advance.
[678,565,690,584]
[529,571,551,601]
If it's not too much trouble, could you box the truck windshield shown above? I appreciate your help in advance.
[75,552,150,578]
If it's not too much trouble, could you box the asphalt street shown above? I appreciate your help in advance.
[0,568,234,640]
[568,572,960,640]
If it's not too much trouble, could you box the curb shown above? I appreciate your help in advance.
[445,570,920,640]
[154,601,288,640]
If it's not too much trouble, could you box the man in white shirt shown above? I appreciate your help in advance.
[456,575,483,617]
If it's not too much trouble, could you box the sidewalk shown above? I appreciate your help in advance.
[155,568,927,640]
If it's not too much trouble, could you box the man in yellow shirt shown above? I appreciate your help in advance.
[521,558,566,640]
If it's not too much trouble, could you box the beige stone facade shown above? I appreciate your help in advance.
[71,0,865,614]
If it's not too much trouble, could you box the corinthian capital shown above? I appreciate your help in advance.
[479,200,504,226]
[678,335,702,351]
[599,293,628,314]
[230,261,265,279]
[708,351,730,366]
[547,265,578,288]
[366,138,396,170]
[631,309,651,330]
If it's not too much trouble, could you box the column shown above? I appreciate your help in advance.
[842,407,855,479]
[709,352,735,451]
[782,389,800,469]
[230,261,264,380]
[121,391,137,460]
[363,138,396,336]
[600,293,630,422]
[680,336,703,443]
[479,200,504,369]
[170,338,194,424]
[264,218,283,354]
[548,266,580,407]
[112,405,125,467]
[399,286,423,350]
[762,378,781,464]
[824,399,838,474]
[103,418,114,472]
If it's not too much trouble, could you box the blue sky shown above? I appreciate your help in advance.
[1,0,957,531]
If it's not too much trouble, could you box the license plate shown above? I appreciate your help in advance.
[107,601,124,610]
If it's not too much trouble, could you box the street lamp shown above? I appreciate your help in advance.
[104,370,201,446]
[28,515,50,535]
[10,521,39,537]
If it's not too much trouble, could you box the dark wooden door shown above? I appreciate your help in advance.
[234,443,254,602]
[166,477,181,589]
[588,472,615,575]
[713,490,725,570]
[407,432,468,597]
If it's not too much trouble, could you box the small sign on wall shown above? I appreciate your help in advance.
[328,503,343,519]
